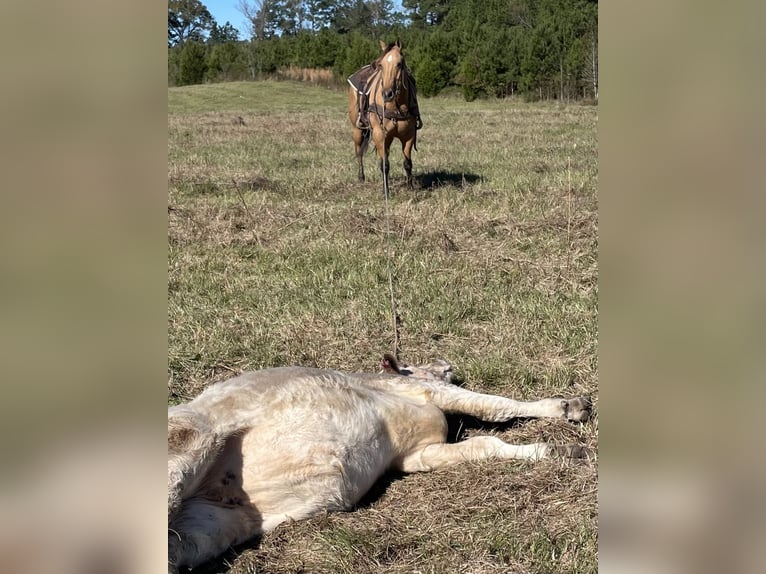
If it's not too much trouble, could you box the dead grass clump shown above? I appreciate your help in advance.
[277,66,338,88]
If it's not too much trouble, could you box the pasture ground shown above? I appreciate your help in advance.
[168,80,598,574]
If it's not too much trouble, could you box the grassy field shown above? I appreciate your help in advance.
[168,80,598,574]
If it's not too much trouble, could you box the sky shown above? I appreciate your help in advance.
[205,0,251,38]
[204,1,406,40]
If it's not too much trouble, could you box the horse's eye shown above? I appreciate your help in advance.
[397,63,402,69]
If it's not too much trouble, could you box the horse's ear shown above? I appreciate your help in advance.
[396,39,402,49]
[379,40,387,52]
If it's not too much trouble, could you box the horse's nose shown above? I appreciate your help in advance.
[383,89,394,101]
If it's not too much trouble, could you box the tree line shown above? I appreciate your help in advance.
[168,0,598,101]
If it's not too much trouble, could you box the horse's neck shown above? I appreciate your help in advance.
[401,73,417,112]
[405,70,417,99]
[396,73,410,106]
[391,71,411,107]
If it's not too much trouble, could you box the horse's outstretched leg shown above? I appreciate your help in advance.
[402,135,415,190]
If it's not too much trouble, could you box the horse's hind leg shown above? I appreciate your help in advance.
[399,437,589,473]
[169,498,262,572]
[353,127,369,182]
[376,146,390,184]
[379,154,390,181]
[402,136,415,189]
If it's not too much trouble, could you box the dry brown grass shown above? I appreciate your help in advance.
[277,66,338,88]
[169,81,597,573]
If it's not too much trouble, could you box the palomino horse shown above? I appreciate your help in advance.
[168,354,591,571]
[348,40,422,189]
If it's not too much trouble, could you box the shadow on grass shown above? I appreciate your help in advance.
[355,470,408,510]
[416,170,483,190]
[188,537,262,574]
[445,414,532,443]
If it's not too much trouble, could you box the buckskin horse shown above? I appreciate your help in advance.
[348,40,422,190]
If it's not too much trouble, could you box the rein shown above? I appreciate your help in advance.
[352,50,421,358]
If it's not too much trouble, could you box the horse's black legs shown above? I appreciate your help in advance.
[403,156,413,189]
[379,156,390,179]
[402,137,415,190]
[379,153,392,197]
[354,127,370,183]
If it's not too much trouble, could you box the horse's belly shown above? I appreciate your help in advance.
[239,391,396,516]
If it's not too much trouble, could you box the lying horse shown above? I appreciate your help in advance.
[168,354,592,572]
[348,40,422,189]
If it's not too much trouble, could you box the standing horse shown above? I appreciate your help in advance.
[348,40,422,190]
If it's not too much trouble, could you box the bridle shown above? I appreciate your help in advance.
[388,62,405,101]
[367,55,417,126]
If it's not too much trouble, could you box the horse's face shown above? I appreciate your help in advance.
[377,43,405,103]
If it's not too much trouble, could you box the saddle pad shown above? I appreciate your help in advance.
[347,64,375,95]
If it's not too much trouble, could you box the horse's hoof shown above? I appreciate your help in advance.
[561,397,592,423]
